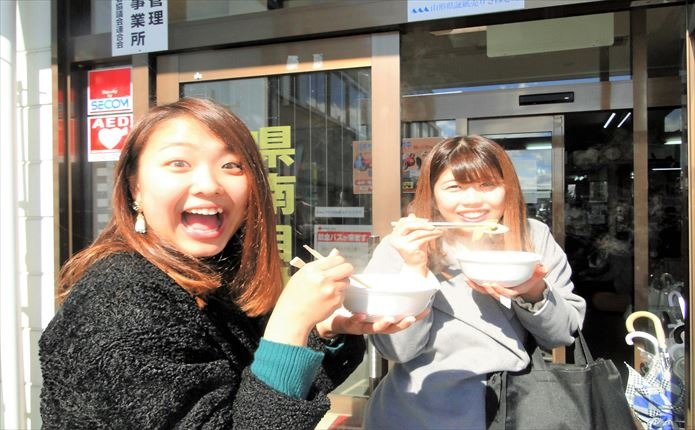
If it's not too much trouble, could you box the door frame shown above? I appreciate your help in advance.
[154,33,400,412]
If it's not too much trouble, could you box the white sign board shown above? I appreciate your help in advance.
[314,206,365,219]
[112,0,168,56]
[314,225,373,272]
[407,0,525,23]
[88,114,133,162]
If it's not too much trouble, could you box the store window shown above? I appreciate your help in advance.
[182,69,373,273]
[401,11,631,96]
[399,7,689,423]
[179,69,375,410]
[400,120,455,214]
[564,110,635,371]
[644,7,688,425]
[645,4,688,303]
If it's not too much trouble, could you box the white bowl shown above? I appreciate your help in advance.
[343,273,439,322]
[457,251,541,288]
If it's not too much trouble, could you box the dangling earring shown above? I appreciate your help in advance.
[133,201,147,234]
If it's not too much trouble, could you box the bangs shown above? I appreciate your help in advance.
[448,147,504,184]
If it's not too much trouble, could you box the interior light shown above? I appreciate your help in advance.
[526,143,552,150]
[664,137,682,145]
[603,112,616,129]
[617,112,631,128]
[484,132,551,139]
[651,167,682,171]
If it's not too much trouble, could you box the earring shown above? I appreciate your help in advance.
[133,201,147,234]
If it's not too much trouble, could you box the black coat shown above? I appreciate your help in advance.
[39,252,366,429]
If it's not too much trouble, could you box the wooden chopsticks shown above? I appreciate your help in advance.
[389,220,509,234]
[301,244,374,289]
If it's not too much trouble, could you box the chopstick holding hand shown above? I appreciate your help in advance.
[390,214,443,276]
[265,248,353,347]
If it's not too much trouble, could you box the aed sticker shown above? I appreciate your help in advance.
[88,113,132,162]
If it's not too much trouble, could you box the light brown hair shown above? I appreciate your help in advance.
[411,135,531,268]
[58,98,283,316]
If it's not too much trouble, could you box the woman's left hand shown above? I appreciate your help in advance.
[315,307,430,338]
[466,264,548,304]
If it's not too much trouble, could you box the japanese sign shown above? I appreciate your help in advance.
[253,126,296,270]
[314,225,373,272]
[112,0,168,56]
[407,0,524,23]
[315,206,365,218]
[88,67,132,115]
[88,114,133,162]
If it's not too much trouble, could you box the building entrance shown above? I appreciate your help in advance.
[156,32,402,420]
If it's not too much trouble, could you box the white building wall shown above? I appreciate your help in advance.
[1,1,54,428]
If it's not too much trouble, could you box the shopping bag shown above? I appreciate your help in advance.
[486,331,639,430]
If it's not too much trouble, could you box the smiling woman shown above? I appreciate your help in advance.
[363,135,586,429]
[38,98,421,429]
[132,115,250,257]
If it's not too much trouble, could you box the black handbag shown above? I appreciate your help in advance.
[485,331,639,430]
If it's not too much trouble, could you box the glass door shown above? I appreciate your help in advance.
[468,115,565,244]
[467,115,568,363]
[181,71,374,271]
[156,33,400,425]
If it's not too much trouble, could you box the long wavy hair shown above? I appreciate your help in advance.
[411,135,531,269]
[58,98,284,316]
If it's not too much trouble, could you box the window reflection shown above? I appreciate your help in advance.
[647,107,686,316]
[401,120,455,214]
[564,110,634,379]
[401,12,630,95]
[183,68,373,271]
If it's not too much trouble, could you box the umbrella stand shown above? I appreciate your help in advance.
[624,311,684,430]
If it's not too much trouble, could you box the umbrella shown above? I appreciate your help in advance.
[624,311,684,430]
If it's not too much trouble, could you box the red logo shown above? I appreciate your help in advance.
[88,114,132,161]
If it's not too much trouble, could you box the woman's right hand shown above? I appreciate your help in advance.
[390,214,443,275]
[264,249,353,346]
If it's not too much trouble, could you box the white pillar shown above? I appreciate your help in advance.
[0,1,26,428]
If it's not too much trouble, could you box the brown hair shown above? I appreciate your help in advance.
[58,98,283,316]
[411,135,531,267]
